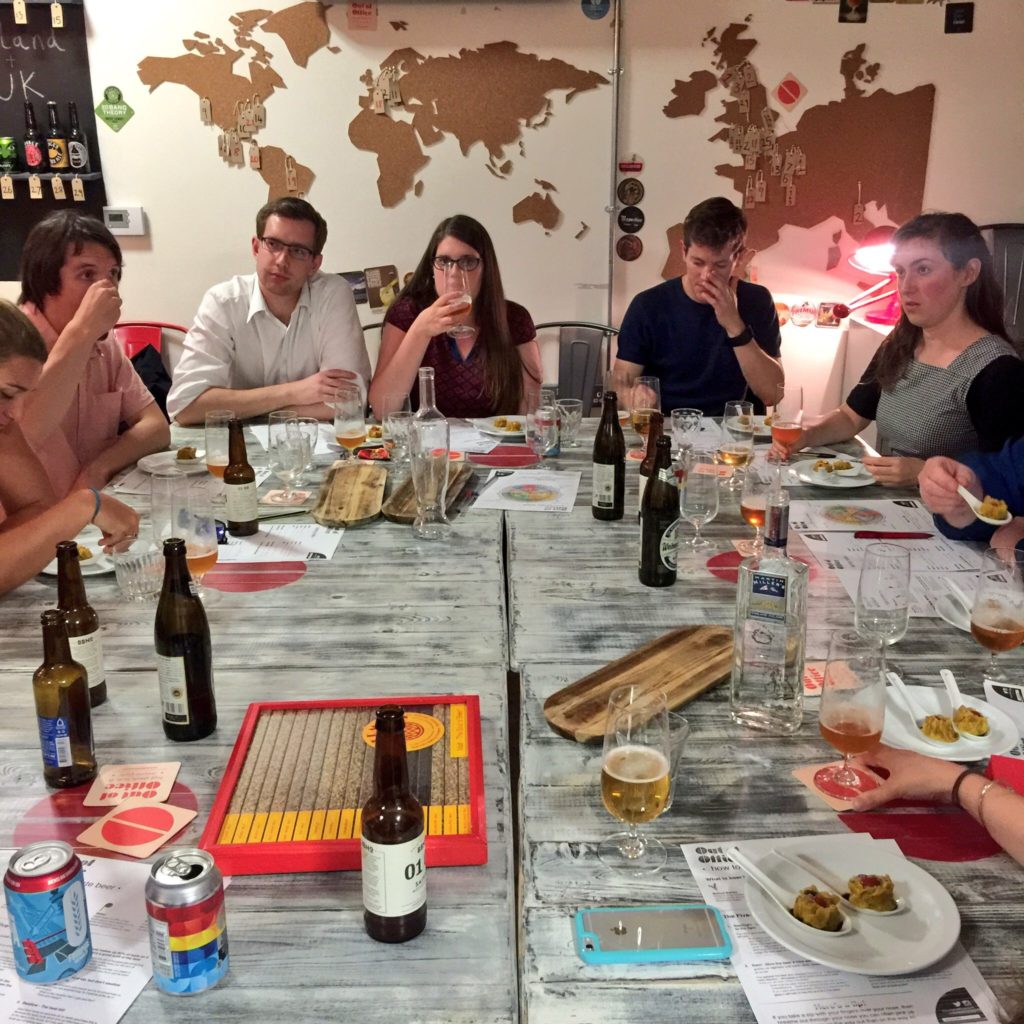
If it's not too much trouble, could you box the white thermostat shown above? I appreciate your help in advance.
[103,205,146,236]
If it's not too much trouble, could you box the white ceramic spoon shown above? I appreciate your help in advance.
[886,671,959,749]
[939,668,987,742]
[726,846,852,938]
[957,485,1011,527]
[770,848,906,917]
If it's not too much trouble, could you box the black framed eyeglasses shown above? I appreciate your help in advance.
[432,255,481,272]
[259,236,316,263]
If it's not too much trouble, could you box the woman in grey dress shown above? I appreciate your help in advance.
[775,213,1024,486]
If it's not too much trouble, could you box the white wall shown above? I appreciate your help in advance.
[3,0,1022,415]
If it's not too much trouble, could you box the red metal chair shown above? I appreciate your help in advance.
[114,321,189,359]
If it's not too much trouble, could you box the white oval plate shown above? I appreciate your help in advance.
[471,416,526,439]
[883,684,1020,761]
[40,526,113,576]
[743,839,960,976]
[137,450,209,476]
[792,459,875,488]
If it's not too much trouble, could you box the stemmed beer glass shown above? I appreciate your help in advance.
[770,384,803,463]
[854,543,911,669]
[720,400,755,491]
[151,469,220,602]
[629,376,661,447]
[679,449,720,550]
[599,686,673,872]
[333,383,366,459]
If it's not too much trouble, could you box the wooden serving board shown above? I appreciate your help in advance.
[543,625,733,743]
[382,462,474,524]
[311,462,387,527]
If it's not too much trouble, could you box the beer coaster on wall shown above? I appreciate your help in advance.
[616,177,644,206]
[790,300,817,327]
[616,235,643,261]
[617,206,645,233]
[364,264,399,310]
[816,302,842,327]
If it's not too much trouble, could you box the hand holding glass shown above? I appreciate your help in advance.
[444,264,475,340]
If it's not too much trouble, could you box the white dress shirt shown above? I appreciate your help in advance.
[166,272,370,422]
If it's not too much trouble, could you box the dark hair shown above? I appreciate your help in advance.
[18,212,122,308]
[0,300,47,364]
[874,212,1015,390]
[682,197,747,252]
[256,197,328,255]
[397,214,535,413]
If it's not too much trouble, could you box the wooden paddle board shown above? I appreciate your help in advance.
[382,462,474,524]
[543,625,733,743]
[312,462,387,527]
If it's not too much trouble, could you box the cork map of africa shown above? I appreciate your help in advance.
[137,2,608,232]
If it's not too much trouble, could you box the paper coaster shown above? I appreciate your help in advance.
[77,798,197,858]
[792,761,884,811]
[803,661,825,696]
[83,762,181,807]
[261,489,311,505]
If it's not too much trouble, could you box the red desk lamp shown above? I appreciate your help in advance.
[833,225,901,326]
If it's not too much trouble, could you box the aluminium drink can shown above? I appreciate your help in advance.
[145,848,228,994]
[3,841,92,983]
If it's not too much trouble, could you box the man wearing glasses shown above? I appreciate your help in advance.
[167,197,370,424]
[17,212,170,496]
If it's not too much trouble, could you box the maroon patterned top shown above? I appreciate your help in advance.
[384,295,536,418]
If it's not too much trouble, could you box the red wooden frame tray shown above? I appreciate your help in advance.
[199,695,487,875]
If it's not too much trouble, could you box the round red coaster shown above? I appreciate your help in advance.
[813,764,880,801]
[13,782,198,861]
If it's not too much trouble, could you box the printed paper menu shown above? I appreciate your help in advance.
[682,836,1003,1024]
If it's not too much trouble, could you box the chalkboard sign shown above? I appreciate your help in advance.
[0,0,106,281]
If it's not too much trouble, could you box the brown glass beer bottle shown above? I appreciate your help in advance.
[224,418,258,537]
[56,540,107,707]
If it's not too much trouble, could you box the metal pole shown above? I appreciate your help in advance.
[606,0,622,336]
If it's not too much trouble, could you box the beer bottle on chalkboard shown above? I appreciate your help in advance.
[224,419,258,537]
[33,610,97,789]
[67,102,90,172]
[361,706,427,943]
[23,102,46,171]
[46,101,70,170]
[637,410,665,516]
[56,540,107,708]
[639,436,679,588]
[155,539,217,742]
[592,390,625,521]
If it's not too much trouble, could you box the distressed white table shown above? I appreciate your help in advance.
[0,431,516,1024]
[507,423,1024,1023]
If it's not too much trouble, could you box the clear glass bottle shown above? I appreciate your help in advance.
[414,367,444,421]
[729,476,807,734]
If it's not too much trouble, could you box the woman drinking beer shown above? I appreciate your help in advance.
[369,215,542,420]
[0,301,138,594]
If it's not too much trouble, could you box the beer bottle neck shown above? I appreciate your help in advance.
[161,541,195,597]
[69,103,80,128]
[47,105,59,129]
[25,102,36,129]
[227,420,250,467]
[601,391,618,424]
[373,730,410,794]
[40,613,73,667]
[641,413,664,469]
[55,544,88,610]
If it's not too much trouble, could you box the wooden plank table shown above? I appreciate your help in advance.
[0,431,517,1024]
[506,423,1024,1022]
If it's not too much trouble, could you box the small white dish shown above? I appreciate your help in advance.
[792,459,875,489]
[40,526,113,577]
[137,450,210,476]
[835,461,867,478]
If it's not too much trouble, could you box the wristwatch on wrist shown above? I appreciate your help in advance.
[725,325,753,348]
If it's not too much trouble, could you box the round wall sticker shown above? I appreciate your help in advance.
[616,178,644,205]
[616,235,643,261]
[617,206,645,233]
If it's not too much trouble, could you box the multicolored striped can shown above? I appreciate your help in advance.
[4,841,92,983]
[145,848,228,994]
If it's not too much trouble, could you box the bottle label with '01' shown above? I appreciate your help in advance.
[360,833,426,918]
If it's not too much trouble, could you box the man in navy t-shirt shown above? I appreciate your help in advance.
[614,197,783,415]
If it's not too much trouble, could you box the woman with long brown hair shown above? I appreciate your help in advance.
[369,215,542,419]
[774,212,1024,485]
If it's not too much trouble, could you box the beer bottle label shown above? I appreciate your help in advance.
[69,141,88,169]
[660,520,679,571]
[25,142,44,167]
[69,630,105,687]
[47,139,69,168]
[592,462,616,509]
[224,481,258,522]
[156,653,190,725]
[38,716,73,768]
[360,832,426,917]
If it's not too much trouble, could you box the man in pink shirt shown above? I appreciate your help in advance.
[17,213,169,497]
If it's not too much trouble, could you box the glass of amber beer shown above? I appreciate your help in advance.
[970,548,1024,683]
[599,686,672,872]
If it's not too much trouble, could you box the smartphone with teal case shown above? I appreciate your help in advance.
[574,904,732,965]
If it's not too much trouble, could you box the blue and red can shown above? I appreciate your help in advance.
[145,848,228,994]
[4,841,92,983]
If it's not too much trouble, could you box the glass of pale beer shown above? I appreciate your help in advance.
[599,685,672,872]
